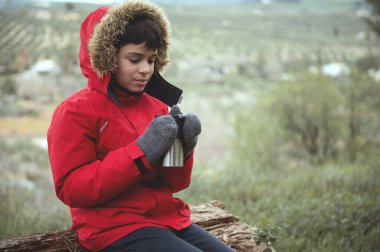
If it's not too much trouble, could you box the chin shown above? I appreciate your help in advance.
[133,87,145,93]
[137,86,146,92]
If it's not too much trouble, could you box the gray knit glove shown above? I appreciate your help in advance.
[170,106,201,158]
[137,115,178,165]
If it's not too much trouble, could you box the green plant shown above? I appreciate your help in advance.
[252,218,285,252]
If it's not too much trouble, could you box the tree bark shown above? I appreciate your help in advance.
[0,201,268,252]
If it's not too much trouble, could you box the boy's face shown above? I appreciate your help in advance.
[115,42,157,93]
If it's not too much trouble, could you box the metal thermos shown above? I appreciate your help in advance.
[162,114,185,167]
[163,138,184,167]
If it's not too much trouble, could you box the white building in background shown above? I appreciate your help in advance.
[16,59,61,102]
[321,62,350,77]
[29,59,61,75]
[17,59,61,81]
[368,69,380,82]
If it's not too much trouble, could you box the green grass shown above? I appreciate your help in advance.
[0,187,71,239]
[0,137,71,240]
[177,157,380,252]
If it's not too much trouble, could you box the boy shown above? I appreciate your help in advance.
[48,1,234,252]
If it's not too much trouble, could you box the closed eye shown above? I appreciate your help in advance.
[129,58,140,64]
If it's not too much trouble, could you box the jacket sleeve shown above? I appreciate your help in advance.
[159,152,194,193]
[47,101,152,208]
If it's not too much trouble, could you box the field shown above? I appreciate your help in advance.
[1,1,380,251]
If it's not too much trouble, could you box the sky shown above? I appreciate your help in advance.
[0,0,123,9]
[25,0,230,5]
[0,0,234,12]
[29,0,124,4]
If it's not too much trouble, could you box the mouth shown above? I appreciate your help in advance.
[135,79,148,86]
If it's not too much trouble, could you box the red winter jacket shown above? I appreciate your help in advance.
[47,5,193,251]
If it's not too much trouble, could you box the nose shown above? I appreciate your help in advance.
[138,61,151,75]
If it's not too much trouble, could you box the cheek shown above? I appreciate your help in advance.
[118,62,133,77]
[115,66,132,85]
[149,64,155,74]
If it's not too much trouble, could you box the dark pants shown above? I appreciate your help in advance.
[101,224,235,252]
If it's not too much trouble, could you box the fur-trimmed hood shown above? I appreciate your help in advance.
[79,1,170,92]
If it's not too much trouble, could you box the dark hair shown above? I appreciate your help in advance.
[116,15,162,50]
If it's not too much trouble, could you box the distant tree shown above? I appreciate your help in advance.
[339,69,380,161]
[65,2,75,11]
[365,0,380,35]
[0,75,17,98]
[233,72,343,165]
[270,73,343,164]
[256,50,268,79]
[0,75,18,117]
[233,68,380,166]
[10,49,30,73]
[59,42,78,73]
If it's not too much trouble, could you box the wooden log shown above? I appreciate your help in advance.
[0,201,267,252]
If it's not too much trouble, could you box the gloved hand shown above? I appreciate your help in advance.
[137,115,178,165]
[170,105,201,158]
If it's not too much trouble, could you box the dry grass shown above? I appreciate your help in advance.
[0,102,56,136]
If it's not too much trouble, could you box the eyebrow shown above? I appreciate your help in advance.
[125,52,157,57]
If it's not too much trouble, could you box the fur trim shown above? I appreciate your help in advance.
[88,0,170,78]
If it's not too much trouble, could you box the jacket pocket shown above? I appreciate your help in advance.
[96,117,136,154]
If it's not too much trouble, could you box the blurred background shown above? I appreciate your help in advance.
[0,0,379,251]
